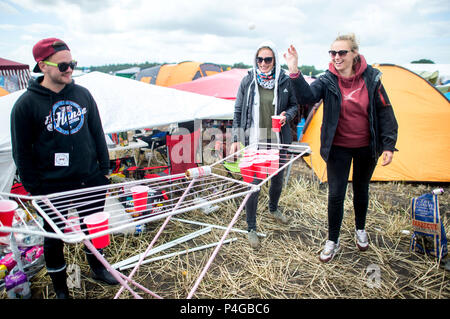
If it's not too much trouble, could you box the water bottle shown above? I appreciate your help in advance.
[5,271,31,299]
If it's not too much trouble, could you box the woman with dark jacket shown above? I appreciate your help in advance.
[284,33,398,262]
[230,41,298,249]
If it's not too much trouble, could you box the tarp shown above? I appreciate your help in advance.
[136,61,223,86]
[169,68,249,100]
[0,57,31,92]
[301,64,450,182]
[0,71,234,192]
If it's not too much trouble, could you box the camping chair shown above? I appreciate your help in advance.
[141,123,201,181]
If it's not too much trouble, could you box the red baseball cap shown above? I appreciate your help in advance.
[32,38,70,73]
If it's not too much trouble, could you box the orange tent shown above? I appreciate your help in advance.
[0,87,9,96]
[301,64,450,182]
[136,61,223,87]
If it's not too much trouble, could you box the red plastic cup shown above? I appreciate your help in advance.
[130,185,149,212]
[83,212,110,249]
[239,161,254,183]
[243,149,257,158]
[0,200,18,237]
[253,157,268,179]
[271,115,283,133]
[266,154,280,175]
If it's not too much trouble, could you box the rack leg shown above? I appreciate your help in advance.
[83,239,144,299]
[187,191,252,299]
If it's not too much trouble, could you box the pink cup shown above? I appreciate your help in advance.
[253,157,268,179]
[271,116,283,133]
[83,212,110,249]
[239,161,254,183]
[130,185,150,212]
[0,200,18,237]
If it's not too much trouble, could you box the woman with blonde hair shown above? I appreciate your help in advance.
[284,33,398,262]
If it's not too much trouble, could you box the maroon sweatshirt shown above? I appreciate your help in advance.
[329,55,370,148]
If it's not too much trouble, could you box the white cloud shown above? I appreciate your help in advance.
[1,0,449,69]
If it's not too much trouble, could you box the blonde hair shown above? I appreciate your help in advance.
[334,33,360,64]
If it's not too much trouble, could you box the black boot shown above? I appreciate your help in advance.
[85,249,119,285]
[48,268,70,299]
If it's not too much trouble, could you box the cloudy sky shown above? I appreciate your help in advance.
[1,0,449,71]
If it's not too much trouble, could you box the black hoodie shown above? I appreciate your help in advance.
[10,76,110,194]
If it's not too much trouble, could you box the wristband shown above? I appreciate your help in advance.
[289,71,300,79]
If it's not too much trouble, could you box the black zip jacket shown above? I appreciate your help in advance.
[10,76,110,194]
[232,70,298,145]
[290,65,398,162]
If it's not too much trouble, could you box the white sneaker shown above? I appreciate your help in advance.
[355,229,369,251]
[319,239,340,263]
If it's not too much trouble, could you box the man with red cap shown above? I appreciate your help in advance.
[10,38,118,298]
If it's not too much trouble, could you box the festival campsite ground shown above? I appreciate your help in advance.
[2,159,449,300]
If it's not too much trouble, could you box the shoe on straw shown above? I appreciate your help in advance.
[248,229,260,249]
[355,229,369,251]
[270,209,289,225]
[319,239,341,263]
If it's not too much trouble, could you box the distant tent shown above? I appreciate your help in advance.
[136,61,223,86]
[301,64,450,182]
[0,87,9,97]
[0,58,31,92]
[169,68,248,100]
[114,67,140,78]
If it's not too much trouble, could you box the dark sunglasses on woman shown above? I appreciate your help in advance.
[328,50,349,57]
[256,57,273,64]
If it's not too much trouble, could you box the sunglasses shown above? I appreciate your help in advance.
[328,50,349,57]
[256,56,273,64]
[43,60,77,72]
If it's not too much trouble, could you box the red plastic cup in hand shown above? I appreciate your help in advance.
[271,115,283,133]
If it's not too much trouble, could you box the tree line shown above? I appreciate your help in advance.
[82,62,325,77]
[81,58,435,77]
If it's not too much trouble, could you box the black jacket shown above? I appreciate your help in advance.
[290,65,398,161]
[10,77,110,194]
[232,70,298,145]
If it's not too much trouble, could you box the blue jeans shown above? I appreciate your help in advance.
[326,145,377,242]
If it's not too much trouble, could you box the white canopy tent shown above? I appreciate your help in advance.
[0,71,234,192]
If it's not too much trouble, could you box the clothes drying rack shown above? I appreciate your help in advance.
[0,142,310,299]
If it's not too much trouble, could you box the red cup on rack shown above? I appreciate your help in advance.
[266,154,280,175]
[83,212,110,249]
[271,115,283,133]
[0,200,18,237]
[253,157,268,179]
[239,161,254,183]
[130,185,149,212]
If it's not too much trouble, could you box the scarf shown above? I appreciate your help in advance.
[256,68,275,89]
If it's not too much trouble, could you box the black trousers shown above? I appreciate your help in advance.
[245,149,288,231]
[32,173,109,273]
[326,145,377,242]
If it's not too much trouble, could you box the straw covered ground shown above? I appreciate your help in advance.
[2,160,449,299]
